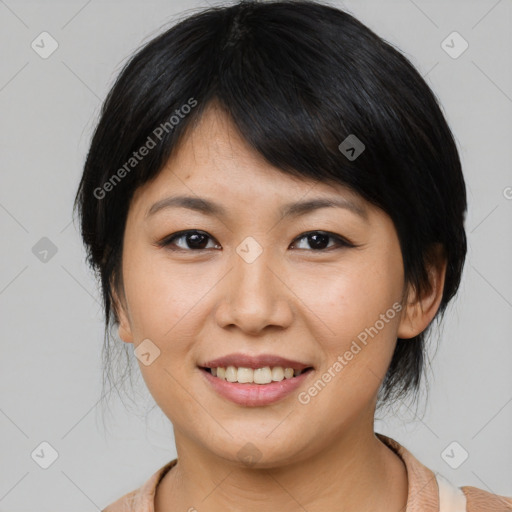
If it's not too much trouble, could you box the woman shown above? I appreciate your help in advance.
[73,1,512,510]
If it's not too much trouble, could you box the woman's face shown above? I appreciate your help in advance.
[115,104,412,466]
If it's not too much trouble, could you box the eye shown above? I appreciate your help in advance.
[158,230,221,251]
[157,229,355,252]
[290,231,354,251]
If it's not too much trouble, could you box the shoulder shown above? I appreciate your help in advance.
[376,432,512,512]
[101,459,178,512]
[102,489,138,512]
[436,472,512,511]
[461,485,512,511]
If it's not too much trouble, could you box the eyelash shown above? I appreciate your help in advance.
[156,230,356,252]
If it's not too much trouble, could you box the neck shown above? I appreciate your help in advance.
[155,421,408,512]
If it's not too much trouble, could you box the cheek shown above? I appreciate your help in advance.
[297,258,403,418]
[120,248,225,401]
[121,250,208,407]
[298,252,403,351]
[122,247,215,340]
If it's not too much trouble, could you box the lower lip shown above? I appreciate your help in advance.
[200,368,313,407]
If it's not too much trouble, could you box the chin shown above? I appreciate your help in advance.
[200,430,314,470]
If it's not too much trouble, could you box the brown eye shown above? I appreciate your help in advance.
[157,229,354,252]
[291,231,354,251]
[159,230,220,251]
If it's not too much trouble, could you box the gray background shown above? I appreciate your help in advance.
[0,0,511,510]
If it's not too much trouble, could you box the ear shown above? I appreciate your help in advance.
[111,283,134,344]
[397,244,447,339]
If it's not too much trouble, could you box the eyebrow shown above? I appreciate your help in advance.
[145,194,368,221]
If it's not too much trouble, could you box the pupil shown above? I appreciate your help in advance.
[188,233,207,249]
[309,233,328,249]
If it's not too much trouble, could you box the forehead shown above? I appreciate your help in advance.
[167,103,305,189]
[128,103,371,221]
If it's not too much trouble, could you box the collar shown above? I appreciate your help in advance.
[108,433,468,512]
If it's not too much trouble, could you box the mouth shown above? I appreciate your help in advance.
[198,353,315,406]
[199,365,314,384]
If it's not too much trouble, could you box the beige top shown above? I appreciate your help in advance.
[102,433,512,512]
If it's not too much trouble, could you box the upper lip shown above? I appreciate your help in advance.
[201,353,313,371]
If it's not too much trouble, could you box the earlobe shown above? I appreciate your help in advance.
[112,286,134,344]
[118,318,134,344]
[397,245,447,339]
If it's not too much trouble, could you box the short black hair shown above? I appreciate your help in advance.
[73,0,467,412]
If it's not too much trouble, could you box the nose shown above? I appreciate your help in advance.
[214,244,294,335]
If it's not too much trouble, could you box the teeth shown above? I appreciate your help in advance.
[237,367,254,383]
[284,367,294,379]
[254,367,272,384]
[225,366,237,382]
[271,366,284,381]
[208,365,308,384]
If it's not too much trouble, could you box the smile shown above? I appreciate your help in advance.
[201,365,313,384]
[199,366,314,407]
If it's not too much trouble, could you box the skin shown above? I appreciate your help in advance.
[113,102,447,512]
